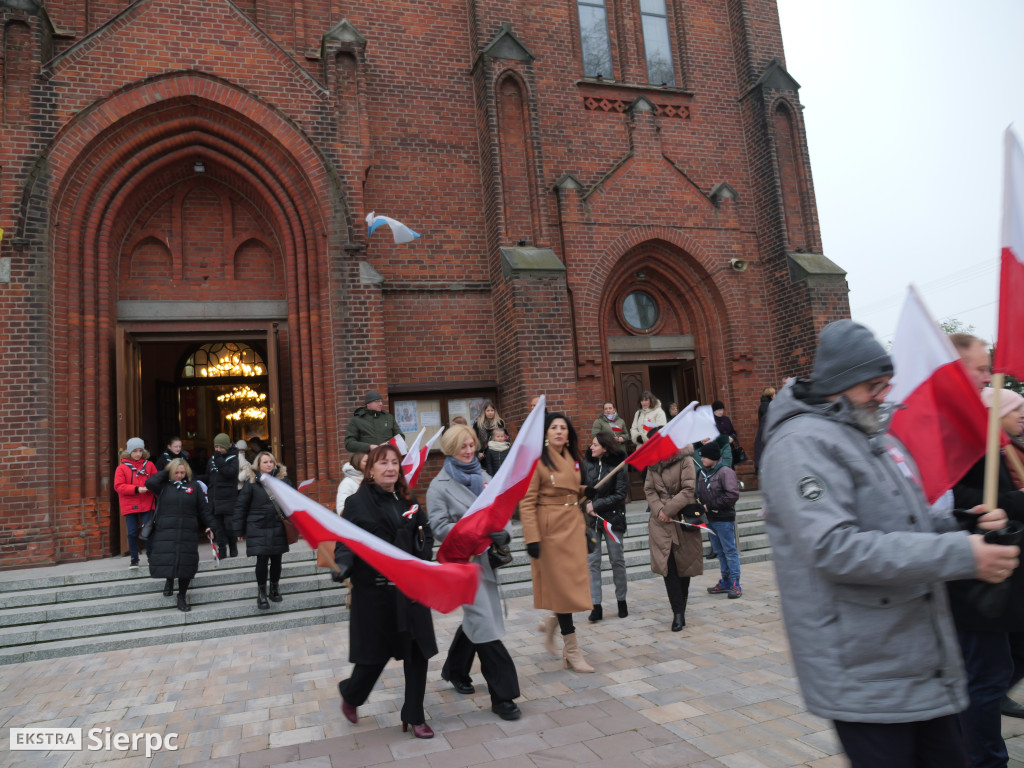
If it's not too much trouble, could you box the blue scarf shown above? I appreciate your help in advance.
[445,456,484,496]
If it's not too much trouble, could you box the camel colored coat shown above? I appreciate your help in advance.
[644,447,704,578]
[519,447,592,613]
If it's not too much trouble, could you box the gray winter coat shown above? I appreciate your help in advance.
[759,381,975,723]
[426,467,509,644]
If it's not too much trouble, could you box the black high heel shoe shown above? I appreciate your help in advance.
[402,722,434,739]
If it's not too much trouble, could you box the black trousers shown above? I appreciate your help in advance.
[443,624,520,704]
[339,643,429,725]
[833,715,966,768]
[663,557,690,615]
[255,553,282,586]
[214,513,237,552]
[164,577,191,596]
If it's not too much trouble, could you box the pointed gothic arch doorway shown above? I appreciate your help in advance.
[115,322,285,553]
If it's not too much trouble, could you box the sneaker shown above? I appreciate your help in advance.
[707,580,729,594]
[728,583,742,599]
[129,560,140,569]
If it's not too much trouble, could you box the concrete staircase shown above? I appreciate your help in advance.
[0,493,769,665]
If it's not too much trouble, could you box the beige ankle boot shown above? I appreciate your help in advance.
[539,614,559,656]
[562,632,594,673]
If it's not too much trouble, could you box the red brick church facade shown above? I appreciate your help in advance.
[0,0,849,567]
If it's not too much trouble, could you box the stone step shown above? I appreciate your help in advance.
[0,494,771,665]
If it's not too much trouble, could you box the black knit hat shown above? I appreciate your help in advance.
[364,390,383,404]
[809,320,893,397]
[701,442,721,462]
[711,400,725,411]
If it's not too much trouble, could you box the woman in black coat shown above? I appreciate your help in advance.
[233,451,292,610]
[145,459,215,612]
[336,443,438,739]
[582,432,629,622]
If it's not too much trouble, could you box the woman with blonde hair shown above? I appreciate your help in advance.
[474,402,508,460]
[521,412,594,672]
[427,424,521,720]
[233,450,292,610]
[145,459,215,611]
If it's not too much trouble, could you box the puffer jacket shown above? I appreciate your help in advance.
[206,448,240,517]
[114,457,157,516]
[759,381,976,723]
[145,470,216,580]
[345,407,403,453]
[582,452,628,533]
[233,467,293,556]
[335,461,365,514]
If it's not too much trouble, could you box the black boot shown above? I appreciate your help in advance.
[229,543,238,558]
[177,593,190,612]
[588,604,603,622]
[671,613,685,631]
[163,579,174,597]
[268,582,283,602]
[257,586,270,610]
[218,547,227,560]
[617,600,628,618]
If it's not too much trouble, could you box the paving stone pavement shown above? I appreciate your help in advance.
[4,560,1024,767]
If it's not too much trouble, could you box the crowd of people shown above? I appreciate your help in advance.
[114,391,749,738]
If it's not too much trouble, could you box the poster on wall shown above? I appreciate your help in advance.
[395,401,419,434]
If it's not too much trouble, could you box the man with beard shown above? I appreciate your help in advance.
[760,319,1019,768]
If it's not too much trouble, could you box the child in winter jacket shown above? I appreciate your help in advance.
[483,427,512,475]
[113,436,158,568]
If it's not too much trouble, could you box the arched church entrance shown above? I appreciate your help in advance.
[41,74,343,558]
[600,242,728,499]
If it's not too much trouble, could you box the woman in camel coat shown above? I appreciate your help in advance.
[520,412,594,673]
[645,441,703,632]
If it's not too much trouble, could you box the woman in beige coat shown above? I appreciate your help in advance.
[644,437,703,632]
[520,412,594,672]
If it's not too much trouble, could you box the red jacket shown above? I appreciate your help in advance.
[114,458,157,516]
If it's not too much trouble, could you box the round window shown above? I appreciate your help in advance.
[622,290,659,332]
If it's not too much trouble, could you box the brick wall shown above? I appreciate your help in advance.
[0,0,842,566]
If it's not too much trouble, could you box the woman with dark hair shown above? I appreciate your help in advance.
[753,387,776,471]
[336,444,437,739]
[520,412,594,672]
[145,459,215,611]
[629,391,666,446]
[427,425,521,721]
[583,431,629,622]
[233,451,292,610]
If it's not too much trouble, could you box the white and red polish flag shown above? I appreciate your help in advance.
[436,395,547,564]
[388,433,409,455]
[402,427,444,489]
[594,514,621,545]
[995,127,1024,379]
[260,475,478,613]
[625,402,718,470]
[886,286,988,504]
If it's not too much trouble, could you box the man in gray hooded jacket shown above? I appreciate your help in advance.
[760,319,1018,767]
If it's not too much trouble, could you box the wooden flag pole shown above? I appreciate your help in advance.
[593,458,629,491]
[983,374,1005,510]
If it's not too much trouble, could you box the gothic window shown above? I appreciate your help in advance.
[577,0,613,78]
[622,290,660,332]
[181,342,266,379]
[640,0,675,86]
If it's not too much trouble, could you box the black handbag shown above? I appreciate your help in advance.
[582,506,599,553]
[487,542,513,570]
[138,503,159,541]
[733,444,749,465]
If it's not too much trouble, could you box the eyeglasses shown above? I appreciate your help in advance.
[866,379,893,397]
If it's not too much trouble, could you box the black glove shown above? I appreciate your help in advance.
[489,530,511,546]
[330,570,347,584]
[526,542,540,559]
[583,484,598,499]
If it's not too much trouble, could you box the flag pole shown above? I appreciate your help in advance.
[984,375,1005,509]
[593,458,629,490]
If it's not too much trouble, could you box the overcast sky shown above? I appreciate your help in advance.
[776,0,1024,347]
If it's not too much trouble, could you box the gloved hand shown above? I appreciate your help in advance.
[583,484,597,499]
[489,530,511,546]
[526,542,541,559]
